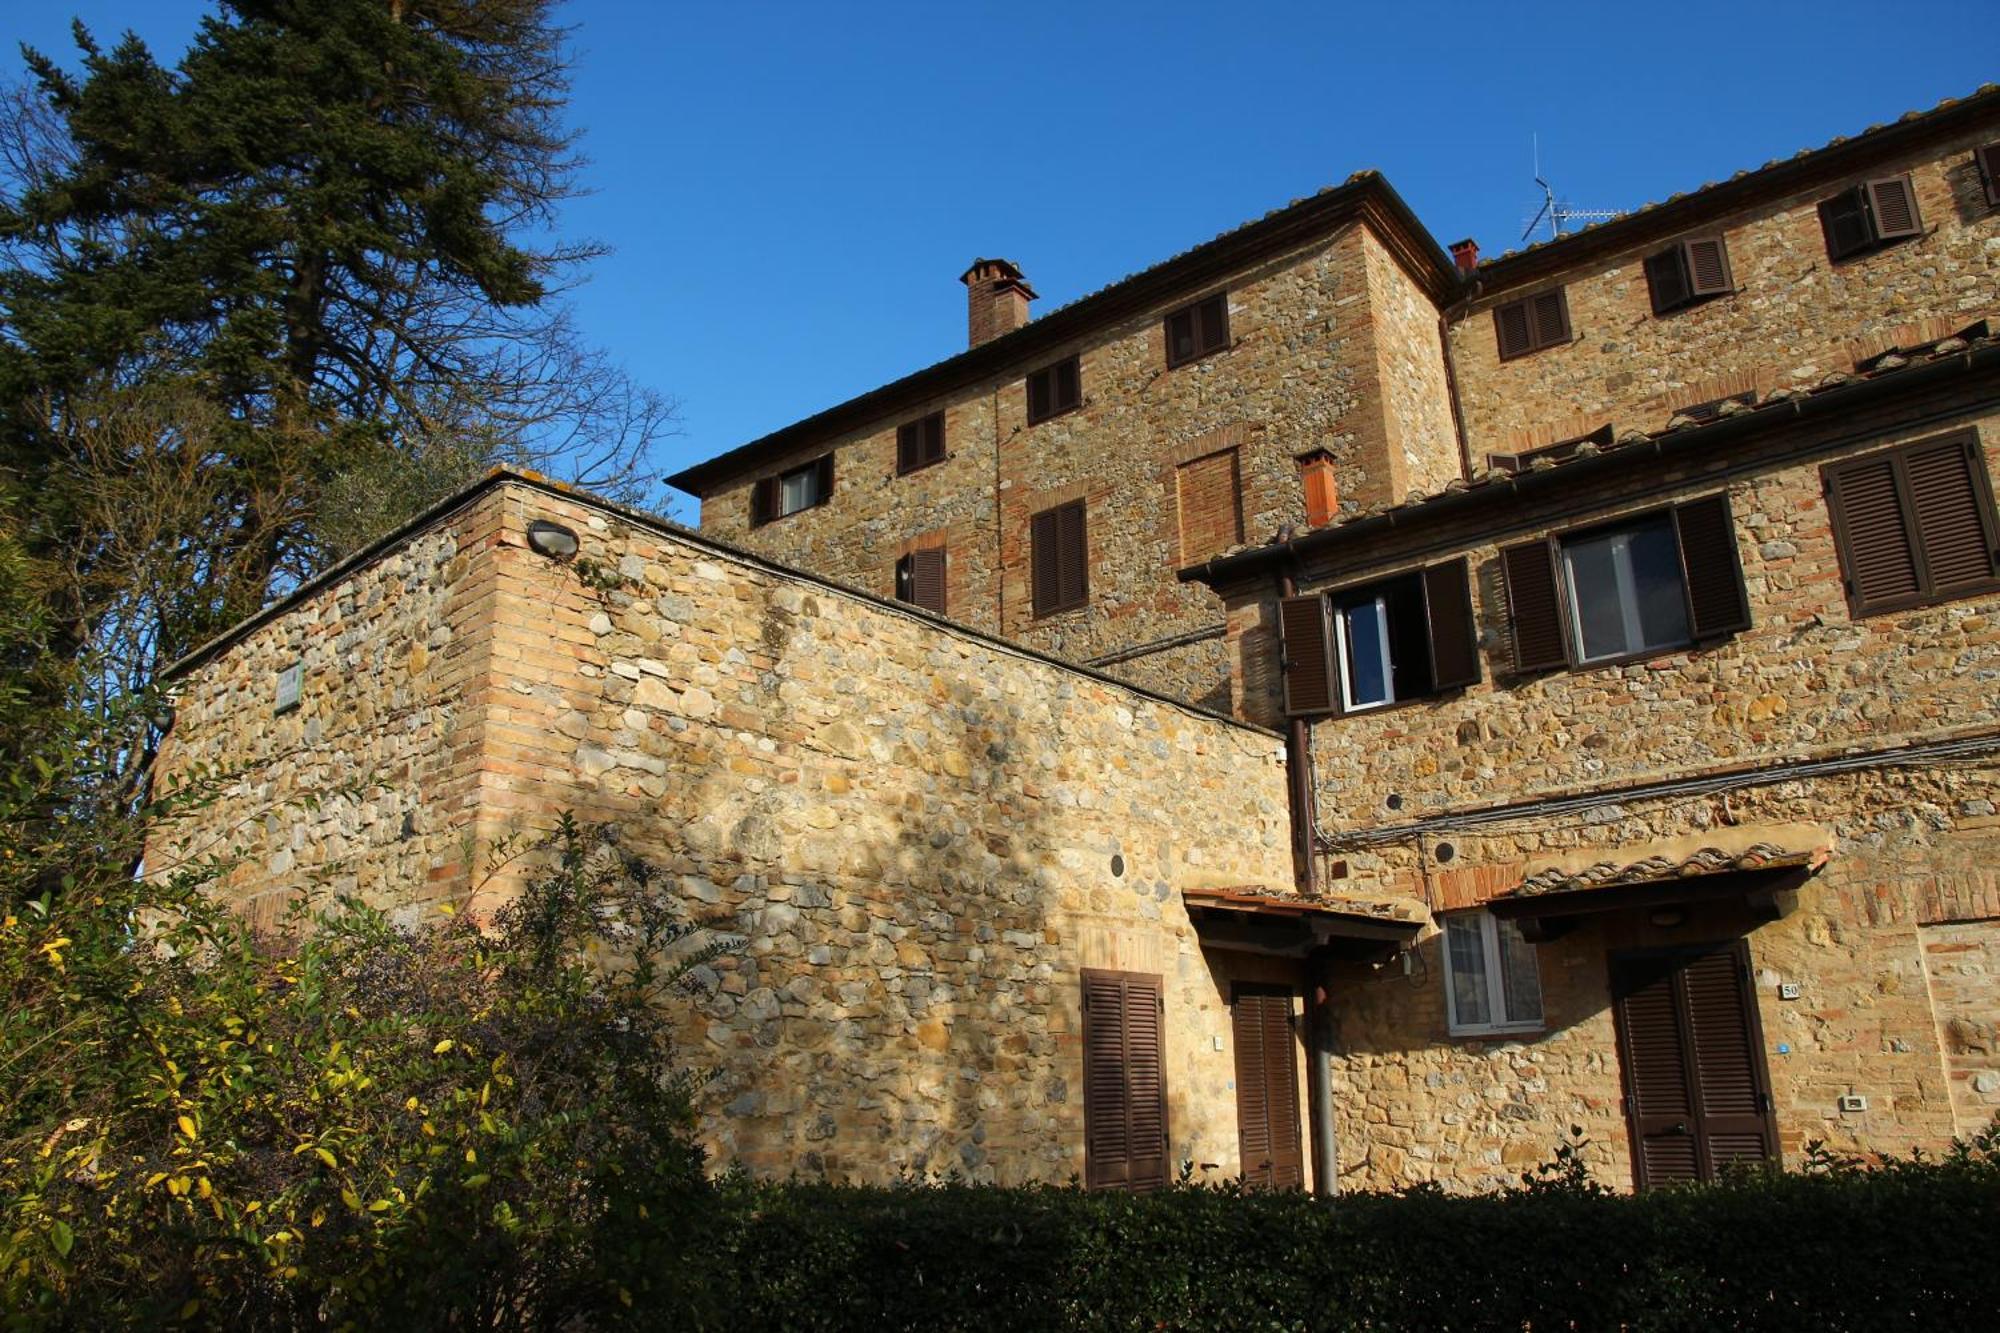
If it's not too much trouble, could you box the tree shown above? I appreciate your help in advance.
[0,0,674,736]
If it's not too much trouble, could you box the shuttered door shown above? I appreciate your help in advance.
[1501,539,1569,672]
[1083,969,1168,1191]
[1673,493,1752,639]
[1612,942,1777,1191]
[1231,988,1303,1190]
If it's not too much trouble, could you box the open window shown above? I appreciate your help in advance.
[895,547,946,614]
[1644,236,1733,315]
[750,454,834,527]
[1279,560,1480,717]
[1818,175,1922,262]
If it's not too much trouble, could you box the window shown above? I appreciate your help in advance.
[1823,432,2000,618]
[1165,292,1230,368]
[895,547,946,614]
[1502,494,1750,673]
[1818,175,1922,262]
[750,454,834,526]
[896,411,946,475]
[1644,237,1733,315]
[1030,499,1088,616]
[1026,355,1082,425]
[1493,288,1571,360]
[1176,448,1242,562]
[1278,561,1480,716]
[1081,969,1168,1191]
[1977,144,2000,210]
[1443,911,1543,1035]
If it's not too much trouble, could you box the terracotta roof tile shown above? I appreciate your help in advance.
[1501,842,1828,900]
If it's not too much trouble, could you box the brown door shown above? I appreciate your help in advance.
[1231,985,1304,1190]
[1082,969,1168,1191]
[1611,941,1778,1190]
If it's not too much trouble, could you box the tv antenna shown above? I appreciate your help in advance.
[1521,133,1623,243]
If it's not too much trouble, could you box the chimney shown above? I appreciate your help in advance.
[960,258,1037,347]
[1449,238,1480,276]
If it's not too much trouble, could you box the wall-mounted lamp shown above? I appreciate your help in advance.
[526,519,579,560]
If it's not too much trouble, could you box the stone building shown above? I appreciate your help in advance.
[152,87,2000,1195]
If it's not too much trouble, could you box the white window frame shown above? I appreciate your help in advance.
[1441,910,1544,1037]
[1558,516,1690,665]
[1332,594,1395,712]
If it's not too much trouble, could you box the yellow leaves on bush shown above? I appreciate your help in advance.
[432,1039,454,1055]
[176,1115,197,1141]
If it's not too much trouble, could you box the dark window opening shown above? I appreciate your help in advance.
[1486,424,1614,475]
[1493,288,1572,360]
[1165,293,1230,368]
[1978,144,2000,210]
[1818,175,1922,262]
[1026,355,1082,425]
[896,411,946,475]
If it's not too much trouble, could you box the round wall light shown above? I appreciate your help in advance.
[526,519,579,560]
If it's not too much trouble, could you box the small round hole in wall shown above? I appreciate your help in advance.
[1386,793,1404,811]
[1110,854,1126,878]
[1434,841,1456,863]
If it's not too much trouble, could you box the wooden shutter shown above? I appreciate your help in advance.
[1865,175,1921,240]
[1679,947,1777,1175]
[1165,307,1197,367]
[1421,558,1481,691]
[1057,499,1087,608]
[1612,954,1702,1190]
[897,415,943,474]
[1501,539,1568,672]
[1027,366,1051,424]
[1978,144,2000,209]
[1819,185,1874,260]
[1278,594,1336,716]
[1054,356,1081,414]
[1683,237,1733,297]
[896,421,918,474]
[1672,493,1752,639]
[1197,293,1230,356]
[1644,246,1692,315]
[1826,453,1922,614]
[751,476,777,527]
[1083,969,1168,1191]
[1529,289,1570,348]
[1494,299,1533,360]
[1030,507,1060,614]
[901,547,945,613]
[812,453,834,505]
[1230,988,1303,1191]
[1904,434,2000,595]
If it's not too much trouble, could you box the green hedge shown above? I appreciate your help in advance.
[679,1145,2000,1333]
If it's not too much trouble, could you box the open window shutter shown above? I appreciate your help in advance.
[813,453,834,505]
[896,422,919,474]
[751,476,777,527]
[1058,500,1088,608]
[1027,368,1051,423]
[1199,294,1230,355]
[1502,539,1569,672]
[924,412,946,466]
[1494,300,1533,359]
[1865,175,1921,240]
[1826,455,1922,613]
[1530,290,1570,348]
[1166,308,1195,366]
[1683,237,1733,297]
[1031,508,1060,614]
[1083,970,1167,1191]
[1978,144,2000,209]
[1644,246,1691,315]
[907,547,946,613]
[1056,356,1081,413]
[1672,493,1752,639]
[1420,558,1481,692]
[1819,186,1874,260]
[1904,435,2000,594]
[1278,594,1337,715]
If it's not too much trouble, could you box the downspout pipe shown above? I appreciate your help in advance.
[1306,952,1340,1199]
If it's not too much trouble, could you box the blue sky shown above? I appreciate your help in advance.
[11,1,1995,506]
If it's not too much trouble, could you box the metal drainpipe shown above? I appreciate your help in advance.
[1306,952,1340,1199]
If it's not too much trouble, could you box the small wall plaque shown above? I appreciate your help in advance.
[275,662,302,715]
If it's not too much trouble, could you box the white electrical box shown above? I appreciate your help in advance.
[1838,1093,1868,1113]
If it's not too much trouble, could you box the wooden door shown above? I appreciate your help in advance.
[1082,969,1168,1191]
[1231,985,1304,1190]
[1611,941,1778,1190]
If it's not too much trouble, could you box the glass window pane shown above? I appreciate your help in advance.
[1445,915,1490,1028]
[1626,517,1690,650]
[1495,917,1544,1026]
[780,468,815,515]
[1564,515,1688,661]
[1340,596,1394,709]
[1564,530,1632,660]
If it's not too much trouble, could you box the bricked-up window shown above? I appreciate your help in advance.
[1977,144,2000,210]
[1280,561,1479,717]
[1030,499,1088,616]
[1818,175,1922,262]
[1164,292,1230,368]
[1823,431,2000,619]
[1502,494,1750,672]
[896,411,946,475]
[1492,289,1571,360]
[1026,355,1082,425]
[1081,968,1168,1191]
[894,547,946,614]
[1176,448,1243,562]
[1443,911,1543,1036]
[1644,236,1733,315]
[750,454,834,527]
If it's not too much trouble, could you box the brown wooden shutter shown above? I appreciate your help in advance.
[1057,499,1087,609]
[1819,185,1874,260]
[1826,453,1922,614]
[1501,539,1568,672]
[1978,144,2000,209]
[1494,299,1533,360]
[1672,493,1752,640]
[1530,289,1570,347]
[1644,246,1691,315]
[1165,307,1196,367]
[751,476,777,527]
[1198,293,1230,355]
[1612,955,1701,1190]
[1278,594,1336,715]
[1030,507,1060,614]
[1230,988,1303,1191]
[1055,356,1081,413]
[924,411,946,466]
[1421,558,1481,691]
[1083,969,1167,1191]
[1905,434,2000,594]
[896,421,920,475]
[1865,175,1921,240]
[1027,367,1051,424]
[904,547,945,613]
[813,453,834,505]
[1679,947,1777,1175]
[1683,237,1733,297]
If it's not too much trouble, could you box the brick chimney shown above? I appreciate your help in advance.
[1449,238,1480,275]
[960,258,1037,347]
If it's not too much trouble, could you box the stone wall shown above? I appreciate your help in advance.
[1449,127,2000,457]
[1921,919,2000,1134]
[151,476,1302,1187]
